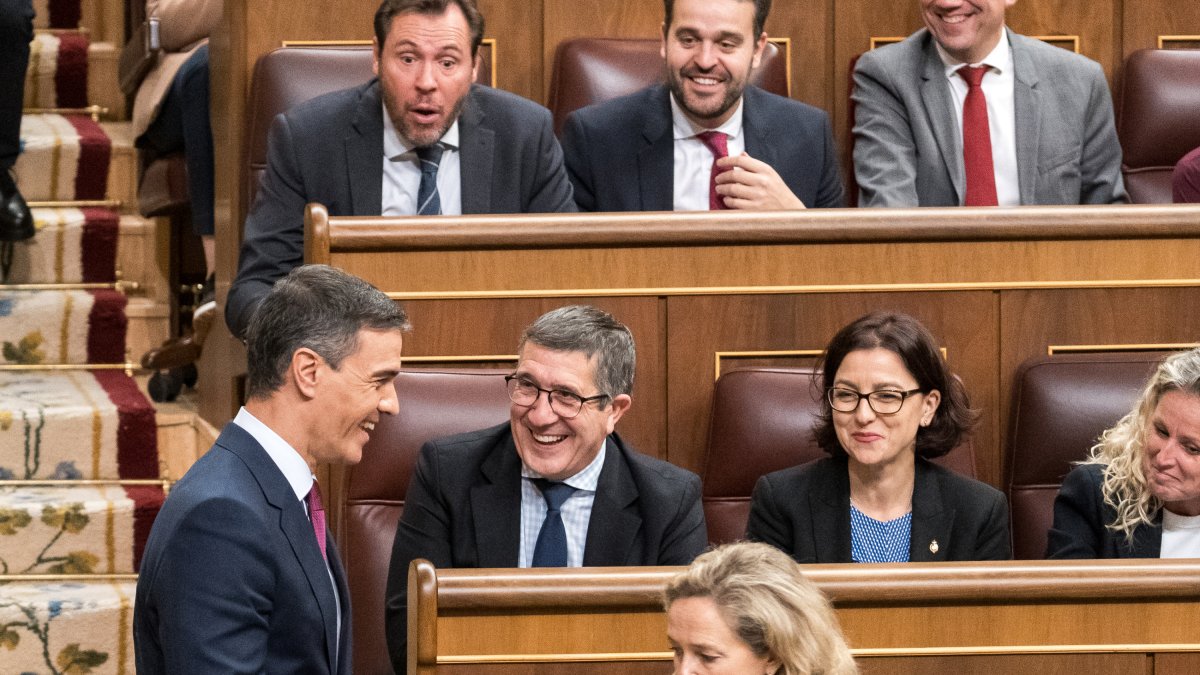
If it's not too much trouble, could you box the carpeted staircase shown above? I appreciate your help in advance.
[2,1,176,672]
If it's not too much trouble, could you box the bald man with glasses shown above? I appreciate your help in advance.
[384,305,706,672]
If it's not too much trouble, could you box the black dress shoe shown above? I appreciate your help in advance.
[1,171,35,242]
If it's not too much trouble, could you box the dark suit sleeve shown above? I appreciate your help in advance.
[814,113,846,208]
[657,470,707,564]
[851,52,921,207]
[1046,464,1108,558]
[561,111,597,212]
[524,106,577,213]
[1078,62,1128,205]
[974,487,1013,560]
[225,112,308,340]
[144,497,273,673]
[745,474,794,553]
[385,440,455,673]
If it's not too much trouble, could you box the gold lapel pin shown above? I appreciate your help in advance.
[929,539,939,554]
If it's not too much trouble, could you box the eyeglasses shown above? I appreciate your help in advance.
[827,387,924,415]
[504,375,610,419]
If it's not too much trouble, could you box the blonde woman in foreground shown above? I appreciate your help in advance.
[664,542,858,675]
[1047,347,1200,558]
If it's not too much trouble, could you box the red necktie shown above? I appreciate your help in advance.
[307,482,327,561]
[697,130,731,210]
[958,65,998,206]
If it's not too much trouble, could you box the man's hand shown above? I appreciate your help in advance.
[714,152,807,210]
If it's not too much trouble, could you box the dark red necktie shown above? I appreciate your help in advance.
[307,482,327,561]
[697,130,731,210]
[958,65,998,206]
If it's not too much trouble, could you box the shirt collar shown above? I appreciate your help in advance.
[233,407,313,501]
[936,27,1012,76]
[521,439,607,492]
[382,102,461,161]
[669,94,745,142]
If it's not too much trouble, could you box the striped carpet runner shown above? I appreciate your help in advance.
[16,114,112,202]
[6,207,119,284]
[25,31,90,110]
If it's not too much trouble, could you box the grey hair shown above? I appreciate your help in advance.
[245,265,410,399]
[517,305,636,399]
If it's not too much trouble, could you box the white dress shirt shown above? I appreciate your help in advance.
[670,95,747,211]
[936,30,1020,206]
[518,442,607,567]
[381,103,463,216]
[232,407,341,661]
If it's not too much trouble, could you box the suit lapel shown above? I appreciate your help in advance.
[328,539,352,675]
[1010,31,1041,205]
[909,460,952,562]
[459,86,494,214]
[583,436,641,565]
[919,39,965,204]
[221,426,340,673]
[741,87,774,167]
[638,86,675,211]
[347,80,385,216]
[1128,520,1163,558]
[471,434,522,566]
[811,459,852,563]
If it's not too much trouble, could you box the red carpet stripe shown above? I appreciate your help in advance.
[53,32,89,109]
[123,484,166,571]
[80,207,119,282]
[95,371,158,481]
[47,0,81,29]
[65,116,111,200]
[86,289,128,363]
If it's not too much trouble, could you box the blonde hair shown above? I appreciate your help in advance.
[664,542,858,675]
[1080,348,1200,541]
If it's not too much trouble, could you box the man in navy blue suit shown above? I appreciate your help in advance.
[134,265,409,674]
[561,0,843,212]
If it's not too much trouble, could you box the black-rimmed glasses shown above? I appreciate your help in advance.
[505,375,610,419]
[827,387,924,415]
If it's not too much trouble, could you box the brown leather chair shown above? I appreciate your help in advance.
[1118,49,1200,204]
[1006,352,1168,559]
[702,367,977,546]
[340,368,510,675]
[547,37,789,137]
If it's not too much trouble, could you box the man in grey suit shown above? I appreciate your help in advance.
[226,0,575,339]
[852,0,1127,207]
[561,0,843,212]
[384,305,707,672]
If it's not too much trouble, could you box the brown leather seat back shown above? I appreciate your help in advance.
[547,38,789,137]
[1118,49,1200,203]
[342,368,510,675]
[1007,352,1166,559]
[702,367,977,546]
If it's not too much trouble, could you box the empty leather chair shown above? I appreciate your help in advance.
[547,37,789,137]
[702,367,976,546]
[1007,352,1168,559]
[341,368,511,675]
[1118,49,1200,204]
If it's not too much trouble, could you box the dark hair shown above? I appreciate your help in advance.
[663,0,771,38]
[517,305,636,399]
[813,311,974,459]
[374,0,485,57]
[245,265,411,399]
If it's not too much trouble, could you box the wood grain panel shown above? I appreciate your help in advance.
[541,0,661,102]
[665,293,1000,483]
[1007,0,1119,86]
[402,297,667,458]
[998,288,1200,484]
[1122,3,1200,60]
[858,654,1147,675]
[1154,653,1200,675]
[478,0,541,101]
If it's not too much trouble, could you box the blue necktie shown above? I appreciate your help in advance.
[416,143,444,215]
[532,479,575,567]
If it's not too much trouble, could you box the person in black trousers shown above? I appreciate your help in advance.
[1,0,36,260]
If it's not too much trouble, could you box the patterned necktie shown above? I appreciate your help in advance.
[958,65,998,206]
[531,479,576,567]
[416,143,444,215]
[306,482,327,561]
[696,130,731,210]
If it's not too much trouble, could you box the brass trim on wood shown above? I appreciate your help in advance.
[768,37,791,97]
[1029,35,1081,53]
[403,354,517,364]
[280,39,372,47]
[438,652,672,664]
[383,278,1200,302]
[713,349,823,381]
[1047,343,1199,356]
[0,479,170,488]
[27,199,123,209]
[1,281,136,293]
[23,105,108,122]
[869,37,905,50]
[482,38,497,89]
[0,363,136,374]
[1158,35,1200,48]
[0,573,138,582]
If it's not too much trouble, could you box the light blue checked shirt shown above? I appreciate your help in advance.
[518,441,607,567]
